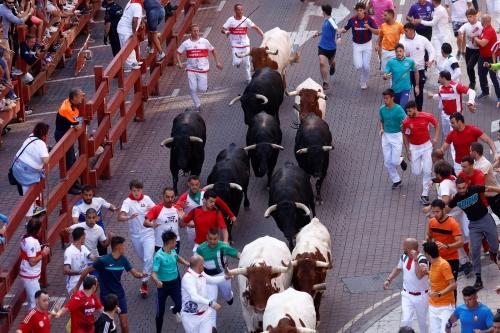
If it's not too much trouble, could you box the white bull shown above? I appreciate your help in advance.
[286,78,327,123]
[228,236,293,333]
[262,288,317,333]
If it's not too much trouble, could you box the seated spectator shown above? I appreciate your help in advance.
[0,25,19,103]
[20,34,45,76]
[0,0,33,40]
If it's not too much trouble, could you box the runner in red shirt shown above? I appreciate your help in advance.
[55,276,103,333]
[441,112,497,173]
[402,101,440,205]
[16,290,54,333]
[473,15,500,103]
[182,190,230,251]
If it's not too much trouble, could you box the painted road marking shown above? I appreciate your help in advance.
[47,74,95,83]
[217,0,226,12]
[171,88,180,97]
[202,27,212,38]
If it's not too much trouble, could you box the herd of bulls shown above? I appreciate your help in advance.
[161,27,334,333]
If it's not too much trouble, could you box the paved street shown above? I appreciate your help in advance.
[1,0,500,332]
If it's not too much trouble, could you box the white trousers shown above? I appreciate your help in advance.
[440,111,459,171]
[400,290,429,333]
[381,49,394,73]
[187,71,208,108]
[130,233,155,282]
[232,46,252,81]
[410,141,433,196]
[118,32,137,67]
[382,132,403,183]
[486,0,500,30]
[22,185,35,217]
[181,309,213,333]
[22,277,40,309]
[352,41,372,84]
[206,272,233,327]
[429,304,454,333]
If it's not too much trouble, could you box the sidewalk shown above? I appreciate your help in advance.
[364,263,500,332]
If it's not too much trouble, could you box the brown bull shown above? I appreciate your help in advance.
[264,315,316,333]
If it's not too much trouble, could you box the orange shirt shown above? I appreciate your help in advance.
[58,98,79,123]
[380,22,404,51]
[427,216,462,260]
[429,257,455,307]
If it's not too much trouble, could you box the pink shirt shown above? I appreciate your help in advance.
[371,0,395,27]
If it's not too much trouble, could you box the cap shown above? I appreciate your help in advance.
[32,206,46,217]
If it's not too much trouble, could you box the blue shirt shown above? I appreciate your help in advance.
[93,254,132,298]
[344,15,378,44]
[407,2,433,34]
[454,303,493,333]
[379,104,406,133]
[385,57,416,93]
[0,4,22,39]
[319,18,337,51]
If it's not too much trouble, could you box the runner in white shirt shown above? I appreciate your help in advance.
[221,4,264,83]
[143,186,181,252]
[68,209,110,257]
[63,226,93,294]
[116,0,144,71]
[117,179,155,297]
[176,24,223,112]
[444,0,473,58]
[438,43,461,81]
[384,238,429,333]
[20,218,50,309]
[458,8,482,90]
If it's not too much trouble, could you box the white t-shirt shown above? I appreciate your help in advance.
[445,0,472,22]
[20,236,42,279]
[69,222,107,256]
[64,244,90,292]
[117,2,143,35]
[146,204,180,247]
[16,136,49,170]
[72,197,112,223]
[177,38,214,73]
[222,16,255,48]
[458,21,483,49]
[437,54,461,81]
[475,156,498,196]
[397,253,429,292]
[120,195,155,237]
[437,179,463,217]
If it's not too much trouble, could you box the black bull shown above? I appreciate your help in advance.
[161,110,206,194]
[206,143,250,241]
[228,67,284,125]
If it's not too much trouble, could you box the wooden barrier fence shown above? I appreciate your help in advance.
[0,0,202,330]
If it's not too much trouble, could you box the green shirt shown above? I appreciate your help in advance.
[196,241,238,275]
[490,63,500,71]
[152,248,179,282]
[379,104,406,133]
[385,56,415,93]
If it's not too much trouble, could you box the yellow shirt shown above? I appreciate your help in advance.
[380,22,404,51]
[428,257,455,307]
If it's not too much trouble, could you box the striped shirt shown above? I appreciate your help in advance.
[344,15,378,44]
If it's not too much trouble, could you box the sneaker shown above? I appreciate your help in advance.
[11,67,23,76]
[419,196,430,206]
[8,93,19,101]
[146,46,154,54]
[24,109,33,115]
[140,282,148,298]
[329,60,336,76]
[226,297,233,305]
[400,159,408,171]
[490,252,498,264]
[360,82,367,90]
[461,262,472,276]
[156,52,166,62]
[322,81,329,91]
[473,277,483,290]
[477,92,489,99]
[131,62,142,70]
[392,181,402,190]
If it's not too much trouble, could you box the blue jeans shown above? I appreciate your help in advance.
[394,90,410,110]
[146,7,165,32]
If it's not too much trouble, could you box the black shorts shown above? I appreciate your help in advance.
[318,46,336,61]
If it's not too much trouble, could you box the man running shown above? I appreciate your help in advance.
[402,100,439,205]
[406,0,434,41]
[383,43,419,107]
[339,2,379,90]
[64,227,93,295]
[16,290,55,333]
[379,89,408,189]
[176,24,223,112]
[438,43,461,81]
[378,9,404,74]
[69,209,110,260]
[470,142,500,218]
[221,3,263,83]
[117,180,155,298]
[313,4,338,91]
[458,8,483,90]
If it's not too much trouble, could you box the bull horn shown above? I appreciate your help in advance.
[315,261,329,268]
[266,49,279,55]
[271,265,291,273]
[296,328,317,333]
[296,148,308,155]
[228,267,248,276]
[294,202,311,217]
[235,50,250,58]
[264,204,277,218]
[189,136,204,143]
[318,92,328,100]
[202,184,214,191]
[229,183,243,191]
[270,144,285,150]
[322,146,333,151]
[228,95,242,106]
[160,137,174,146]
[285,90,299,97]
[243,144,257,151]
[255,94,268,104]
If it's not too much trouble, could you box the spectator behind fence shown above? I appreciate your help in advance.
[116,0,144,72]
[11,122,50,216]
[103,0,123,57]
[144,0,165,62]
[0,0,33,40]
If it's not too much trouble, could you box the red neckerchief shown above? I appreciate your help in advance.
[437,175,456,183]
[406,251,420,270]
[130,0,143,6]
[128,193,144,201]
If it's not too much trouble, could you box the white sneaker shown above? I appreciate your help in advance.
[360,82,368,90]
[156,52,165,62]
[130,62,141,70]
[146,46,154,54]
